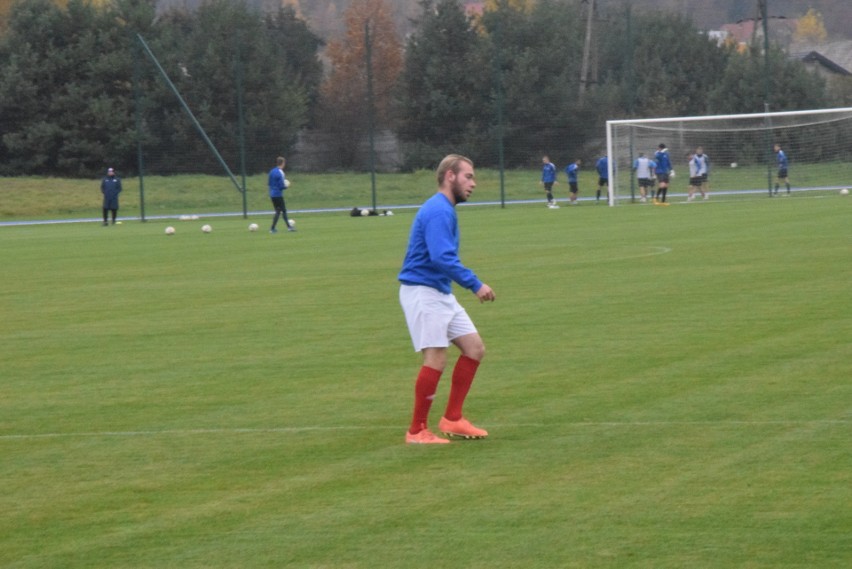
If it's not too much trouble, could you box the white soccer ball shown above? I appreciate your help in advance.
[249,223,259,232]
[165,226,175,235]
[386,210,394,216]
[201,224,212,233]
[730,162,738,168]
[287,219,295,226]
[360,208,370,216]
[284,179,290,189]
[841,188,850,195]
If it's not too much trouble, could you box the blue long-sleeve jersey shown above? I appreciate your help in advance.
[268,167,287,198]
[565,162,579,183]
[654,149,672,174]
[777,149,788,169]
[595,156,608,179]
[398,193,482,295]
[541,162,557,183]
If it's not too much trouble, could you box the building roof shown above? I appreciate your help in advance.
[720,17,798,45]
[791,40,852,76]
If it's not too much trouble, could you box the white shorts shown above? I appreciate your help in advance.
[399,284,477,352]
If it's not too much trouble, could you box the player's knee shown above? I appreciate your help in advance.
[465,341,485,362]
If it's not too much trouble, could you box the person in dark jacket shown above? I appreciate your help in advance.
[100,167,122,226]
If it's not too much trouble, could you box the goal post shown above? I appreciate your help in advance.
[605,107,852,205]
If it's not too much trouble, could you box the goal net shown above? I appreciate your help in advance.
[605,107,852,205]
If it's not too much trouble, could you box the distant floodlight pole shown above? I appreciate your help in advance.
[494,13,506,208]
[234,33,248,218]
[133,35,146,222]
[579,0,595,101]
[626,2,637,202]
[760,0,773,195]
[365,20,377,212]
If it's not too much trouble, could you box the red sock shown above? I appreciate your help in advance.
[409,366,442,434]
[444,355,480,421]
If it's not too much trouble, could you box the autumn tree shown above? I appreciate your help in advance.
[794,8,828,45]
[318,0,403,168]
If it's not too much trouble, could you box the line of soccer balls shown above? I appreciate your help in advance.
[164,221,294,235]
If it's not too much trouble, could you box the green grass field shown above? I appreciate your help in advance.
[1,194,850,568]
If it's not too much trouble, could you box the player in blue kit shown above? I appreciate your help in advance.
[595,155,608,203]
[565,159,581,204]
[268,156,295,233]
[398,154,496,444]
[541,155,559,208]
[654,143,673,205]
[774,143,790,196]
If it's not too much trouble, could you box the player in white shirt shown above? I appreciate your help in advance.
[687,152,707,202]
[632,153,656,203]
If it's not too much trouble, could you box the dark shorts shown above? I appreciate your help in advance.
[569,182,579,193]
[656,173,669,184]
[778,168,788,179]
[638,178,652,188]
[271,196,286,211]
[700,174,708,183]
[689,177,702,187]
[543,182,554,191]
[598,177,608,187]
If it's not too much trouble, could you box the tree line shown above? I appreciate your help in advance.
[0,0,839,177]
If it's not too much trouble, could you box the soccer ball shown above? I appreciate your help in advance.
[360,208,370,216]
[248,223,259,232]
[730,162,738,168]
[201,224,212,233]
[165,226,175,235]
[841,188,850,195]
[287,219,295,226]
[284,179,290,189]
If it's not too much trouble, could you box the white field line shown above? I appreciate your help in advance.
[0,420,847,441]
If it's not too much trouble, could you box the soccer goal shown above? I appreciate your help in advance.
[605,107,852,205]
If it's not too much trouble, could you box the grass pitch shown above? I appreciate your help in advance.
[1,194,850,568]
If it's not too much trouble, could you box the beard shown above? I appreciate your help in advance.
[451,179,468,203]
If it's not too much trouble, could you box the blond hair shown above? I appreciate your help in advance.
[436,154,473,186]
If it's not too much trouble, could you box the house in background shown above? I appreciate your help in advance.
[721,16,799,50]
[791,40,852,80]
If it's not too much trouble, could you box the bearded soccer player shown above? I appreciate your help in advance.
[398,154,496,444]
